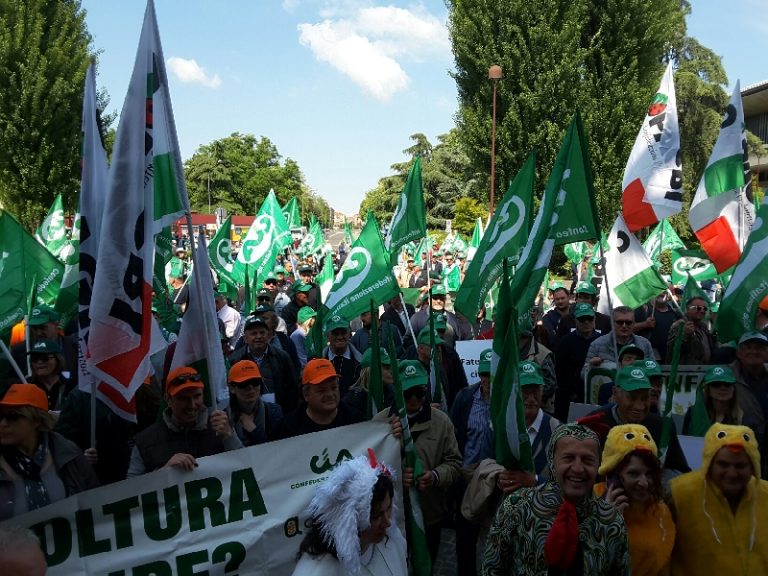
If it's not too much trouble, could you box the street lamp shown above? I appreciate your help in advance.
[488,64,503,217]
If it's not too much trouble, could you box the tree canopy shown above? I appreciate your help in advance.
[183,132,331,226]
[0,0,93,228]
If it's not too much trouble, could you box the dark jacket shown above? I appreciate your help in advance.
[229,344,301,413]
[227,398,283,446]
[272,402,365,441]
[380,303,416,337]
[0,431,99,520]
[323,345,363,398]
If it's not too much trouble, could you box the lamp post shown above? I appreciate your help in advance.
[488,64,503,217]
[207,172,211,214]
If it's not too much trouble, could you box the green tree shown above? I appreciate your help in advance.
[0,0,93,228]
[447,0,689,227]
[452,197,486,235]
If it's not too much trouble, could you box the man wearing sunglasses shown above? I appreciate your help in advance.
[582,306,654,383]
[127,366,242,477]
[666,296,716,364]
[226,360,282,446]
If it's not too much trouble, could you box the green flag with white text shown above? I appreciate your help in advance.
[208,216,237,288]
[36,194,69,259]
[385,157,426,257]
[322,213,398,330]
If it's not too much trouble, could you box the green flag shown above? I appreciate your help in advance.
[282,197,301,229]
[0,211,64,334]
[491,260,533,471]
[321,213,399,330]
[299,218,325,256]
[564,241,587,265]
[716,196,768,342]
[454,154,536,319]
[643,219,686,264]
[670,249,719,285]
[468,217,483,260]
[385,157,426,257]
[232,190,291,285]
[444,264,461,293]
[316,251,336,302]
[343,220,355,247]
[510,113,601,326]
[208,216,237,287]
[659,321,684,462]
[35,194,69,259]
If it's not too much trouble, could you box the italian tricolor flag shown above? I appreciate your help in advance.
[689,81,754,273]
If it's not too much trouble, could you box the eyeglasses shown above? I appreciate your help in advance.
[404,388,427,400]
[30,354,55,363]
[688,305,708,312]
[576,316,595,323]
[234,379,262,390]
[615,320,634,326]
[171,374,202,387]
[0,410,25,423]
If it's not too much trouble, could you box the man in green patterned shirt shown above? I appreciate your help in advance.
[481,424,629,576]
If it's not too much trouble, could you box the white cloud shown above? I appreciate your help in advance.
[166,57,222,89]
[298,3,449,102]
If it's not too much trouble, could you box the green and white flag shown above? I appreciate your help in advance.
[36,194,69,259]
[232,190,291,285]
[316,250,336,302]
[299,217,324,256]
[643,219,686,264]
[208,216,238,299]
[0,211,64,334]
[670,249,718,285]
[385,157,426,257]
[282,197,301,229]
[322,213,398,330]
[510,113,601,326]
[597,214,668,314]
[716,196,768,342]
[564,241,588,265]
[170,231,228,407]
[343,220,355,247]
[468,217,483,260]
[451,234,468,254]
[444,264,461,293]
[454,154,535,319]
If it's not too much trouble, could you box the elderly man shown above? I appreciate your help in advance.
[127,366,242,476]
[0,524,47,576]
[584,365,690,475]
[731,331,768,474]
[322,315,362,398]
[668,423,768,574]
[666,295,716,364]
[272,358,365,440]
[481,424,629,575]
[582,306,654,382]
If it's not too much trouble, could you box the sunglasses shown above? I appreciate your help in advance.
[234,379,262,390]
[0,410,25,423]
[404,387,427,400]
[264,280,277,286]
[615,320,634,326]
[708,381,733,389]
[576,316,595,323]
[171,374,202,387]
[30,354,55,363]
[688,305,708,312]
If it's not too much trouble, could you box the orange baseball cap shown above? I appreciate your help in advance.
[302,358,338,386]
[759,295,768,313]
[228,360,262,383]
[166,366,203,396]
[0,384,48,411]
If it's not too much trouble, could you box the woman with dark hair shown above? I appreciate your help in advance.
[597,424,675,576]
[0,384,98,520]
[26,340,73,413]
[682,365,758,436]
[293,453,406,575]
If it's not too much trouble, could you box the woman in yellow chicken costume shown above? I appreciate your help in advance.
[595,424,675,576]
[667,423,768,574]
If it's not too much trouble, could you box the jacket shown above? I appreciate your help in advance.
[0,431,99,520]
[229,343,301,413]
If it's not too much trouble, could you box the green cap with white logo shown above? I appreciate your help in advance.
[399,360,428,391]
[702,365,736,386]
[478,349,492,374]
[615,366,651,392]
[519,360,544,386]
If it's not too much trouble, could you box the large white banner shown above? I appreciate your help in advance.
[2,422,402,575]
[456,340,489,385]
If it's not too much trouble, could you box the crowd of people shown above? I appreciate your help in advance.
[1,241,768,575]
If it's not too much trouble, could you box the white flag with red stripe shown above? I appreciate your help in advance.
[622,62,683,232]
[87,0,184,418]
[690,81,754,272]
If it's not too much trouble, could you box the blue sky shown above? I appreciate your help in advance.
[82,0,767,216]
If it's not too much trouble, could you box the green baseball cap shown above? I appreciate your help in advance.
[274,265,287,274]
[28,305,60,326]
[618,343,645,361]
[738,331,768,346]
[27,339,61,355]
[361,347,391,368]
[297,307,317,325]
[573,303,595,319]
[299,264,314,274]
[519,361,544,386]
[635,358,662,377]
[291,282,312,295]
[433,313,447,331]
[399,360,428,391]
[549,281,565,292]
[253,303,274,314]
[575,281,597,295]
[702,365,736,386]
[256,288,273,300]
[615,366,651,392]
[430,284,447,297]
[417,327,443,346]
[478,348,492,374]
[264,272,278,282]
[325,314,349,333]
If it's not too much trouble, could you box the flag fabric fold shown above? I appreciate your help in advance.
[385,157,426,257]
[36,194,69,259]
[643,219,686,264]
[690,81,754,272]
[282,197,301,229]
[622,62,683,231]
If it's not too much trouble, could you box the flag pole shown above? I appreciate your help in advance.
[400,293,418,346]
[0,340,27,384]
